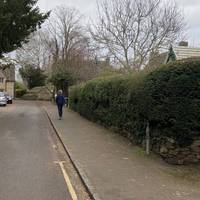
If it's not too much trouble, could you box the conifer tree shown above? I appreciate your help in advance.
[0,0,49,57]
[166,45,177,63]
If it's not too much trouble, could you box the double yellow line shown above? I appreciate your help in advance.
[55,161,78,200]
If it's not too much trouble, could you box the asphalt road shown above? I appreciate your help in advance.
[0,101,72,200]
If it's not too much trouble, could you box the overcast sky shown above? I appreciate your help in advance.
[37,0,200,46]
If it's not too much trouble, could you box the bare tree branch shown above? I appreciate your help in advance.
[90,0,185,71]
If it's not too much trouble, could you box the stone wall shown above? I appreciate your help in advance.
[152,137,200,165]
[22,86,52,101]
[0,73,6,92]
[0,82,5,91]
[6,81,15,97]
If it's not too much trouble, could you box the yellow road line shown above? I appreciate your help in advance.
[55,161,78,200]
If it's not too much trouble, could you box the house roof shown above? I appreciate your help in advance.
[149,45,200,68]
[173,46,200,60]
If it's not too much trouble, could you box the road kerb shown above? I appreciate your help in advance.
[43,107,101,200]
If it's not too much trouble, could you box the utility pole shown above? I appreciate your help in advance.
[146,121,150,155]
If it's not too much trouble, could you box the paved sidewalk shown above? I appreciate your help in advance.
[44,102,200,200]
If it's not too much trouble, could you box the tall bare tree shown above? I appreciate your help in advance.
[16,5,113,83]
[16,7,89,71]
[49,6,87,64]
[44,6,101,81]
[90,0,185,71]
[16,31,50,69]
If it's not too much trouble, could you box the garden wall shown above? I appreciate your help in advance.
[69,60,200,164]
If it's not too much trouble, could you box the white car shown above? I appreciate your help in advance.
[0,92,7,106]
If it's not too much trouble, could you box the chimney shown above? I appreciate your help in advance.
[179,41,188,47]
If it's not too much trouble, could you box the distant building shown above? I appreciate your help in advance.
[149,41,200,68]
[0,65,15,97]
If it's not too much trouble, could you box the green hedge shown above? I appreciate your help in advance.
[69,60,200,147]
[15,82,27,98]
[142,60,200,147]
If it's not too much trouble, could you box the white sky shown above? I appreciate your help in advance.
[37,0,200,47]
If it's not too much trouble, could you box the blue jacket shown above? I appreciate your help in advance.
[56,94,65,106]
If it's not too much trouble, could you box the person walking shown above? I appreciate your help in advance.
[55,90,65,120]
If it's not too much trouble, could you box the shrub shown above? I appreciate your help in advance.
[142,60,200,147]
[15,82,27,98]
[69,84,84,111]
[69,60,200,163]
[49,68,74,89]
[19,65,47,89]
[70,73,146,141]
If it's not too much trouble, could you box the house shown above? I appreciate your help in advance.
[0,65,15,97]
[149,41,200,68]
[0,70,6,92]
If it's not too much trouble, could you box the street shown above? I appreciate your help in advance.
[1,101,200,200]
[0,101,89,200]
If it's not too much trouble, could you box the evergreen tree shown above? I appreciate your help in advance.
[166,45,176,63]
[0,0,49,57]
[19,65,47,89]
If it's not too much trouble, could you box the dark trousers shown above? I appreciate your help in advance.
[57,104,63,117]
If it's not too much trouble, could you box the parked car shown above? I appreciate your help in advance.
[4,93,13,104]
[0,92,7,106]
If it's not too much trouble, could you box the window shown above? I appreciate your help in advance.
[0,77,4,83]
